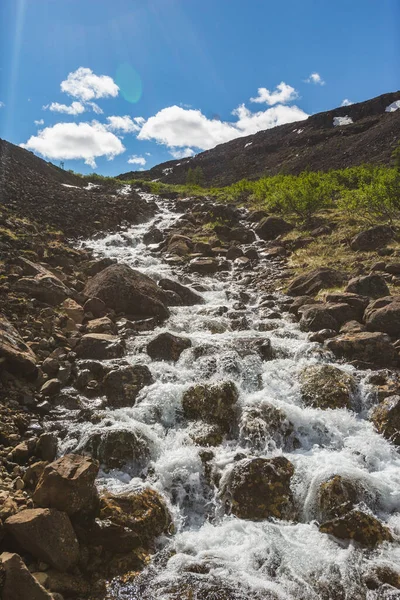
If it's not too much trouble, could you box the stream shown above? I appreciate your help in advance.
[59,195,400,599]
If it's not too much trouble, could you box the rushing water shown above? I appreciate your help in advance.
[63,196,399,598]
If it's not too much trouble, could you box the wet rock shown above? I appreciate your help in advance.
[287,268,346,297]
[189,257,219,274]
[299,305,339,332]
[85,316,117,334]
[364,296,400,337]
[35,432,58,462]
[308,329,337,343]
[158,278,204,305]
[325,332,398,368]
[41,356,59,376]
[147,332,192,362]
[76,518,140,554]
[339,320,366,334]
[83,264,170,320]
[45,570,91,598]
[363,564,400,590]
[0,552,53,600]
[319,509,392,547]
[182,381,239,432]
[187,422,225,446]
[143,226,163,245]
[239,403,294,450]
[318,475,364,521]
[40,378,62,396]
[226,246,243,260]
[103,364,153,408]
[300,364,356,409]
[83,296,107,318]
[371,395,400,445]
[221,456,295,520]
[83,427,151,472]
[0,314,37,377]
[33,454,99,515]
[345,274,390,299]
[75,333,125,359]
[100,488,171,543]
[350,225,394,251]
[167,234,193,256]
[255,216,293,241]
[5,508,79,570]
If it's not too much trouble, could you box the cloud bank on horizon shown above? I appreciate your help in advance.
[22,66,317,169]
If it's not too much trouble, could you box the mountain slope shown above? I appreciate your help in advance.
[118,91,400,187]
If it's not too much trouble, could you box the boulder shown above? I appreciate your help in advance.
[319,509,392,547]
[33,454,99,515]
[318,475,363,521]
[187,422,225,446]
[299,305,339,332]
[82,427,151,472]
[287,268,346,297]
[226,246,244,260]
[85,316,117,334]
[158,278,204,305]
[239,403,294,450]
[100,488,171,543]
[5,508,79,571]
[371,395,400,445]
[300,364,356,409]
[75,333,125,359]
[35,433,58,462]
[350,225,394,251]
[364,296,400,337]
[325,332,398,368]
[40,378,62,396]
[363,564,400,591]
[83,264,170,320]
[14,270,71,306]
[83,296,107,318]
[143,226,163,245]
[255,217,293,241]
[345,274,390,299]
[221,456,295,520]
[45,571,90,598]
[0,314,37,376]
[147,332,192,362]
[0,552,53,600]
[182,381,239,432]
[60,298,84,324]
[103,365,153,408]
[325,292,369,319]
[189,257,220,274]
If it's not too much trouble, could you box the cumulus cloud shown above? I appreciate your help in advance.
[127,155,146,166]
[44,101,86,115]
[87,102,103,114]
[20,121,125,168]
[341,98,353,107]
[305,72,325,85]
[138,103,308,151]
[169,147,195,159]
[34,119,44,126]
[106,115,144,134]
[60,67,119,101]
[250,82,298,105]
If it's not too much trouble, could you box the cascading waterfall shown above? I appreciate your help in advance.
[56,195,400,599]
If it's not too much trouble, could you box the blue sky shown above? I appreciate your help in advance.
[0,0,399,175]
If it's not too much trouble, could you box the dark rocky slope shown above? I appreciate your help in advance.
[118,90,400,186]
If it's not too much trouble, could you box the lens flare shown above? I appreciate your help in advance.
[116,63,142,104]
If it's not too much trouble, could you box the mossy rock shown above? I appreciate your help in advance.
[371,395,400,445]
[319,509,392,547]
[300,364,356,409]
[182,381,238,433]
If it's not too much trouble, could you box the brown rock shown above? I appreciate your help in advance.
[364,296,400,337]
[33,454,99,515]
[221,456,295,520]
[255,216,293,241]
[300,364,356,409]
[83,296,107,318]
[287,268,346,297]
[0,314,37,376]
[299,305,339,332]
[318,475,363,521]
[182,381,239,432]
[371,395,400,445]
[345,274,390,299]
[5,508,79,571]
[325,332,398,368]
[84,264,170,320]
[350,225,394,251]
[85,316,116,334]
[60,298,84,324]
[75,333,125,359]
[319,509,392,547]
[158,278,204,305]
[0,552,53,600]
[83,428,151,472]
[40,378,62,396]
[147,332,192,362]
[103,365,153,408]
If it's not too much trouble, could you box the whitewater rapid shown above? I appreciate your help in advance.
[63,197,400,598]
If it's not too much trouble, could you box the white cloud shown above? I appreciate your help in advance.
[305,72,325,85]
[44,101,86,115]
[250,82,298,105]
[138,103,308,151]
[127,155,146,166]
[169,147,195,159]
[20,121,125,168]
[60,67,119,101]
[0,101,4,108]
[106,115,144,133]
[34,119,44,126]
[87,102,103,114]
[341,98,353,107]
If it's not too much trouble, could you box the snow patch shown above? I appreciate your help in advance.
[244,142,253,148]
[162,167,173,176]
[386,100,400,113]
[85,182,100,190]
[333,116,353,127]
[61,183,80,189]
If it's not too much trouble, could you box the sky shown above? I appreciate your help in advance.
[0,0,399,176]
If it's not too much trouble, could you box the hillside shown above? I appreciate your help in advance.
[118,91,400,186]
